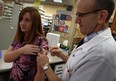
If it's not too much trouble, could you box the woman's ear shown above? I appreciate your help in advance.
[97,10,108,24]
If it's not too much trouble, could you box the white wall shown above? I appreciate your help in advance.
[0,19,16,50]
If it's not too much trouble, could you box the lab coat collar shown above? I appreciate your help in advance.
[74,27,112,53]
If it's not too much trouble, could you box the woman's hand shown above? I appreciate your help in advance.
[20,44,39,55]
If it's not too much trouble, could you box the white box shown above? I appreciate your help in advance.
[46,33,60,47]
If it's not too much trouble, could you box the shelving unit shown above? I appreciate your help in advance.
[38,8,53,26]
[0,3,13,27]
[39,8,45,26]
[1,3,13,20]
[44,14,52,26]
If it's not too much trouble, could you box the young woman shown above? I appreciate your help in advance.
[4,7,49,81]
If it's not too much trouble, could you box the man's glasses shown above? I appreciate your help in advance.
[76,9,102,18]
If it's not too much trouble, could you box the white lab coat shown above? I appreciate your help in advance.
[61,28,116,81]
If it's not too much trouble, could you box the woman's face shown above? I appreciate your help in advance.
[20,12,32,34]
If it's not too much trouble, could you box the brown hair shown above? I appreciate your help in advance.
[14,7,45,45]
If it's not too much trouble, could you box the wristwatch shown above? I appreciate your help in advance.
[42,63,49,71]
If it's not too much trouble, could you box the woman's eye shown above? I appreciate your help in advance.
[25,19,31,22]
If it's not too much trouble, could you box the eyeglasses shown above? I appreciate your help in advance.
[76,9,102,18]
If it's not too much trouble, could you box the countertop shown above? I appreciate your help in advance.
[0,50,65,73]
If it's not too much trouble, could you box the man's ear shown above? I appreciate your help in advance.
[97,10,108,24]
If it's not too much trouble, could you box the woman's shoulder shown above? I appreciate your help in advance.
[35,36,47,41]
[33,36,48,45]
[34,36,49,50]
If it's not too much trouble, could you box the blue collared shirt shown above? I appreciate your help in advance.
[84,28,108,43]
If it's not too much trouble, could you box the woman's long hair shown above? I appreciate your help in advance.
[14,7,45,45]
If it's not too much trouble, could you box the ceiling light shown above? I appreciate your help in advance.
[53,0,62,3]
